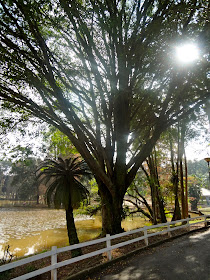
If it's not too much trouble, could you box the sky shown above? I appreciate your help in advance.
[185,120,210,161]
[174,43,210,160]
[185,138,210,161]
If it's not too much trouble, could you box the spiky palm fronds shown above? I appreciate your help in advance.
[36,156,92,210]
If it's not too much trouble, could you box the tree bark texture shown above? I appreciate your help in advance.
[66,203,82,257]
[169,130,181,221]
[184,151,188,217]
[180,122,187,219]
[148,154,167,223]
[98,181,124,235]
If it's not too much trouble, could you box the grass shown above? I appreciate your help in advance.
[25,264,36,273]
[0,269,12,280]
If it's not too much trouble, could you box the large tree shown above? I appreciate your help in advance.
[0,0,209,234]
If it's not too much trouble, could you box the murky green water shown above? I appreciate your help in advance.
[0,207,149,258]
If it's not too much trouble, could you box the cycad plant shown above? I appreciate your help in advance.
[36,156,92,257]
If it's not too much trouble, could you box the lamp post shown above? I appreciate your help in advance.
[204,157,210,189]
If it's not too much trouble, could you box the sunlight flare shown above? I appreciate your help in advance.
[176,43,199,63]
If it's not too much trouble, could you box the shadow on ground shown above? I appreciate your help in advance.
[91,228,210,280]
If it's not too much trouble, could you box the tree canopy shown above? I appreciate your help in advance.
[0,0,209,234]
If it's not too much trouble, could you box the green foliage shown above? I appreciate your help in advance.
[127,171,148,197]
[9,146,34,161]
[77,204,101,216]
[188,183,201,211]
[189,185,201,201]
[0,149,38,200]
[0,270,11,280]
[10,157,38,201]
[36,156,92,210]
[25,264,36,274]
[42,127,78,158]
[188,160,208,177]
[161,181,174,205]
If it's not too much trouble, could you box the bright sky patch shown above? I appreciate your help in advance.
[176,43,199,63]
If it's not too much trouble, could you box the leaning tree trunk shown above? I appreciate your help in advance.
[66,203,82,257]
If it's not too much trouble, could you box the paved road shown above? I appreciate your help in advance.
[96,228,210,280]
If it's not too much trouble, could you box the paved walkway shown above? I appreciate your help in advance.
[96,228,210,280]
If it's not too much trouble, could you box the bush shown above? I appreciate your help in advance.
[188,185,201,211]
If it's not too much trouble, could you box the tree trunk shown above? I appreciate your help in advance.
[154,160,167,223]
[190,200,198,211]
[98,181,124,235]
[36,184,39,205]
[180,121,187,218]
[184,150,188,217]
[156,187,167,223]
[150,184,158,224]
[184,151,189,217]
[172,177,182,221]
[151,182,167,223]
[66,203,82,257]
[169,129,181,221]
[180,158,186,218]
[101,197,124,235]
[148,153,167,223]
[141,165,157,224]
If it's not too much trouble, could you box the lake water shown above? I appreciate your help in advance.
[0,207,149,258]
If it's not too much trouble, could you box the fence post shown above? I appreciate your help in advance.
[204,216,208,227]
[106,234,112,261]
[143,228,148,246]
[51,246,57,280]
[187,217,190,231]
[167,224,172,237]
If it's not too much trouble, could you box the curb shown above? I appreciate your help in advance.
[65,226,209,280]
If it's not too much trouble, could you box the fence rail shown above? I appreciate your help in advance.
[0,215,209,280]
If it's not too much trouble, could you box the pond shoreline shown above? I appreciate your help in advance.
[0,207,151,259]
[1,204,209,259]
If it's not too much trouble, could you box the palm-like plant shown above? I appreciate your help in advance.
[36,156,92,257]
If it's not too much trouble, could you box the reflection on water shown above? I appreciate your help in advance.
[0,208,67,241]
[0,207,149,258]
[0,200,38,207]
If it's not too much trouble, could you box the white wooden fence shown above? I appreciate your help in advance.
[0,215,209,280]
